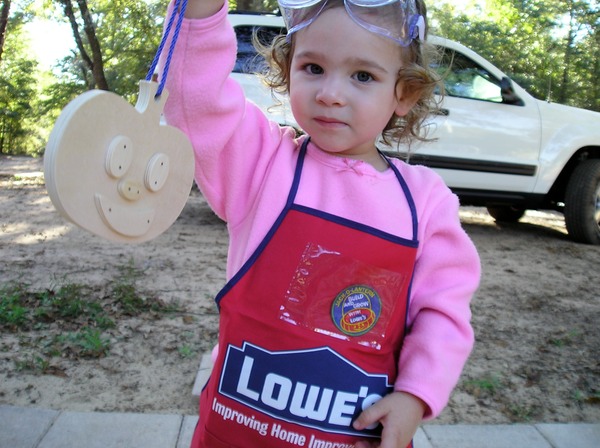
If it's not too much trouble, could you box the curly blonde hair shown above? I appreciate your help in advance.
[256,0,442,148]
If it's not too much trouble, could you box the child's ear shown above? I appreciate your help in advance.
[394,84,421,117]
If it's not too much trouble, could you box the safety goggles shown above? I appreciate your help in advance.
[278,0,425,46]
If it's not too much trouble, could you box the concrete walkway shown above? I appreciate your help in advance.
[1,404,598,448]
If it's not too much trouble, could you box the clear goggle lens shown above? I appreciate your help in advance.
[278,0,425,46]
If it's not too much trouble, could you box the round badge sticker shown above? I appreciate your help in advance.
[331,285,381,337]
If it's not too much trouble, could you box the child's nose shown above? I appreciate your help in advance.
[315,77,346,106]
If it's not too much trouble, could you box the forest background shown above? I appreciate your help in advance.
[0,0,598,156]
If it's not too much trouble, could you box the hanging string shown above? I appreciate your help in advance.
[146,0,189,97]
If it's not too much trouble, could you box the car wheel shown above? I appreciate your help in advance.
[564,159,600,245]
[486,205,526,223]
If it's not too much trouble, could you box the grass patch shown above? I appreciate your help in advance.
[548,329,581,347]
[14,355,51,374]
[0,283,30,328]
[1,173,45,187]
[0,281,113,332]
[1,260,181,368]
[463,373,504,397]
[178,344,195,359]
[45,327,111,358]
[507,403,540,422]
[573,388,600,405]
[110,260,180,315]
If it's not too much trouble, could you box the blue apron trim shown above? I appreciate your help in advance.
[291,204,418,248]
[380,151,419,242]
[289,140,418,242]
[284,137,309,208]
[214,202,289,307]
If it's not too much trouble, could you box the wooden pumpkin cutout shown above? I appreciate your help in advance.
[44,80,195,243]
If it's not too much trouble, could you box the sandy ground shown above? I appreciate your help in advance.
[1,155,599,425]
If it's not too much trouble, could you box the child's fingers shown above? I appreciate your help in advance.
[353,401,386,431]
[352,404,386,447]
[353,392,424,448]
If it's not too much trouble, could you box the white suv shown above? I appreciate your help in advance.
[228,12,600,245]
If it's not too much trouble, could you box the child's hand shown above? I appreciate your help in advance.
[352,392,426,448]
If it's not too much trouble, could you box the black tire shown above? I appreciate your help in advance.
[487,205,526,223]
[564,159,600,245]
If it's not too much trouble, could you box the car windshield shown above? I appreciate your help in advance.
[434,48,503,102]
[233,25,285,74]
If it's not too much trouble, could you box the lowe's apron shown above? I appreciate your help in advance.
[193,140,419,447]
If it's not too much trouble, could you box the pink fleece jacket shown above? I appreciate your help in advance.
[161,3,480,419]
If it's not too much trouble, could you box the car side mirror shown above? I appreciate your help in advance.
[500,77,525,106]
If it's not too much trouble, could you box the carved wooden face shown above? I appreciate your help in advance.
[45,81,195,243]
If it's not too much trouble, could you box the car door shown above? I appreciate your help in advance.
[408,40,543,194]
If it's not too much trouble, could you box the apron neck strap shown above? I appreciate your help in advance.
[286,139,419,242]
[284,137,310,208]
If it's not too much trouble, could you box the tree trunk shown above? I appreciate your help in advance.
[76,0,108,90]
[58,0,92,69]
[0,0,10,65]
[236,0,266,12]
[592,29,600,111]
[56,0,109,90]
[557,2,576,104]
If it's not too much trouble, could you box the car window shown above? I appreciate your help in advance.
[233,25,285,74]
[434,47,503,103]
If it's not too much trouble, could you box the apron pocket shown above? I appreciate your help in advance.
[280,242,406,350]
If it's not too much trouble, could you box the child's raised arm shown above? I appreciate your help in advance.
[160,0,291,228]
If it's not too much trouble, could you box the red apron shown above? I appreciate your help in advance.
[193,140,419,447]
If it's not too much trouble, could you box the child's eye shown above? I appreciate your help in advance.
[304,63,324,75]
[354,71,373,83]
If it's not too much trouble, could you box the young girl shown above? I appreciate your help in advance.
[160,0,480,446]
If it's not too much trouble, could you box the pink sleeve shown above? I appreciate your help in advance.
[394,183,480,419]
[160,2,291,225]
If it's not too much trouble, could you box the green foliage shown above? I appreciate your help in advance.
[94,0,167,100]
[43,0,167,104]
[0,283,29,328]
[0,12,43,154]
[430,0,600,111]
[0,280,114,330]
[49,327,111,358]
[1,0,597,156]
[37,282,113,327]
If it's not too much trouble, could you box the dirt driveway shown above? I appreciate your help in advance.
[1,155,599,424]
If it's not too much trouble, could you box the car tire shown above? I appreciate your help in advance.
[564,159,600,245]
[486,205,526,223]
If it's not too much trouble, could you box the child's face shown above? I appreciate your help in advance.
[289,6,410,159]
